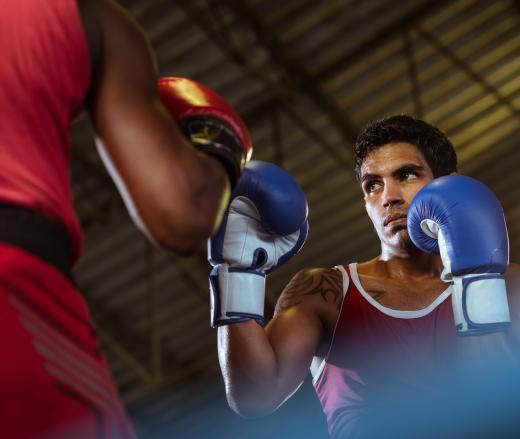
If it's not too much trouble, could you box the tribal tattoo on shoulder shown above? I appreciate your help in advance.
[276,268,343,313]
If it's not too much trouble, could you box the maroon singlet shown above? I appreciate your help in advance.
[311,263,457,438]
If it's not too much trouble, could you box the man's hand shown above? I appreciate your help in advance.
[408,175,510,336]
[208,160,308,327]
[158,77,252,188]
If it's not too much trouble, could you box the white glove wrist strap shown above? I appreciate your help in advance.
[211,264,265,326]
[451,274,510,336]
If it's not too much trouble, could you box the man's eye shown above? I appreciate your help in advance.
[366,182,381,193]
[403,172,418,180]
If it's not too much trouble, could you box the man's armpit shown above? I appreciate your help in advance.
[275,268,343,314]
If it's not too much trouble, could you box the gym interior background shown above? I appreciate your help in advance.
[70,0,520,437]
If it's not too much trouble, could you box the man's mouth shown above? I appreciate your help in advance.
[384,213,407,227]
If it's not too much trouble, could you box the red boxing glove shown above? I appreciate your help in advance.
[158,77,253,187]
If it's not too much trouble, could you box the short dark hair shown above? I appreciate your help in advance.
[353,115,457,181]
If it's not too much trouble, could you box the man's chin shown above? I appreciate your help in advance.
[395,228,414,250]
[379,226,415,252]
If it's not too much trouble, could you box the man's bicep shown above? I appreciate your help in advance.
[265,304,323,400]
[89,0,167,136]
[265,268,343,396]
[85,0,203,237]
[87,0,194,167]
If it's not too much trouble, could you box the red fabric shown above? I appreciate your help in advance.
[0,244,135,439]
[0,0,90,260]
[313,264,457,438]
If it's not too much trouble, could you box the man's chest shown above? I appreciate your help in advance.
[358,274,447,311]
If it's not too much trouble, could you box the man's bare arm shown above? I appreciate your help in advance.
[218,267,342,417]
[79,0,230,254]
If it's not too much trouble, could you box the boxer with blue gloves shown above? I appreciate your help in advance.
[214,115,520,439]
[408,175,511,336]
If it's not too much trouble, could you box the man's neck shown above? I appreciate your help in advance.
[377,247,443,280]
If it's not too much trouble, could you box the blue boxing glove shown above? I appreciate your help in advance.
[208,161,309,327]
[408,175,510,336]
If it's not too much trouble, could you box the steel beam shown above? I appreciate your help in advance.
[402,29,424,118]
[313,0,452,83]
[414,24,520,119]
[222,0,360,144]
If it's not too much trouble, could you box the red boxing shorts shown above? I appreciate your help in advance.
[0,244,135,439]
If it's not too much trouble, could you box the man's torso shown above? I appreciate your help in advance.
[0,0,91,258]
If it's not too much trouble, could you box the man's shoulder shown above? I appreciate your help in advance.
[274,266,345,315]
[506,263,520,281]
[506,263,520,293]
[504,264,520,319]
[292,266,344,279]
[287,266,345,293]
[506,262,520,272]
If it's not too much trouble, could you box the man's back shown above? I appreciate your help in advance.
[0,1,247,437]
[0,0,90,255]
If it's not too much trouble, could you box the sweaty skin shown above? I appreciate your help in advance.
[218,142,520,417]
[76,0,230,255]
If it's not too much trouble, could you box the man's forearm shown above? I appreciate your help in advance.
[217,321,283,417]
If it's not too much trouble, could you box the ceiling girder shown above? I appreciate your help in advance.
[313,0,453,83]
[414,24,520,119]
[222,0,360,144]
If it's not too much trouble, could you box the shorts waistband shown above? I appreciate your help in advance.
[0,203,73,280]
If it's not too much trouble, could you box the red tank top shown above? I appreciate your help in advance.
[312,263,457,438]
[0,0,90,259]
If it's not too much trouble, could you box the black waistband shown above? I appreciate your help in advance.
[0,203,74,280]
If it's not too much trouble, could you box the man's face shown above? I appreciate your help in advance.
[360,142,435,253]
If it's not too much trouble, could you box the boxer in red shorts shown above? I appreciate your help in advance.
[0,0,252,437]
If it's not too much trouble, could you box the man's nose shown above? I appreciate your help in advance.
[381,182,404,208]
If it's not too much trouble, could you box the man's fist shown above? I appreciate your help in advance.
[408,175,510,336]
[158,77,252,188]
[208,161,308,327]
